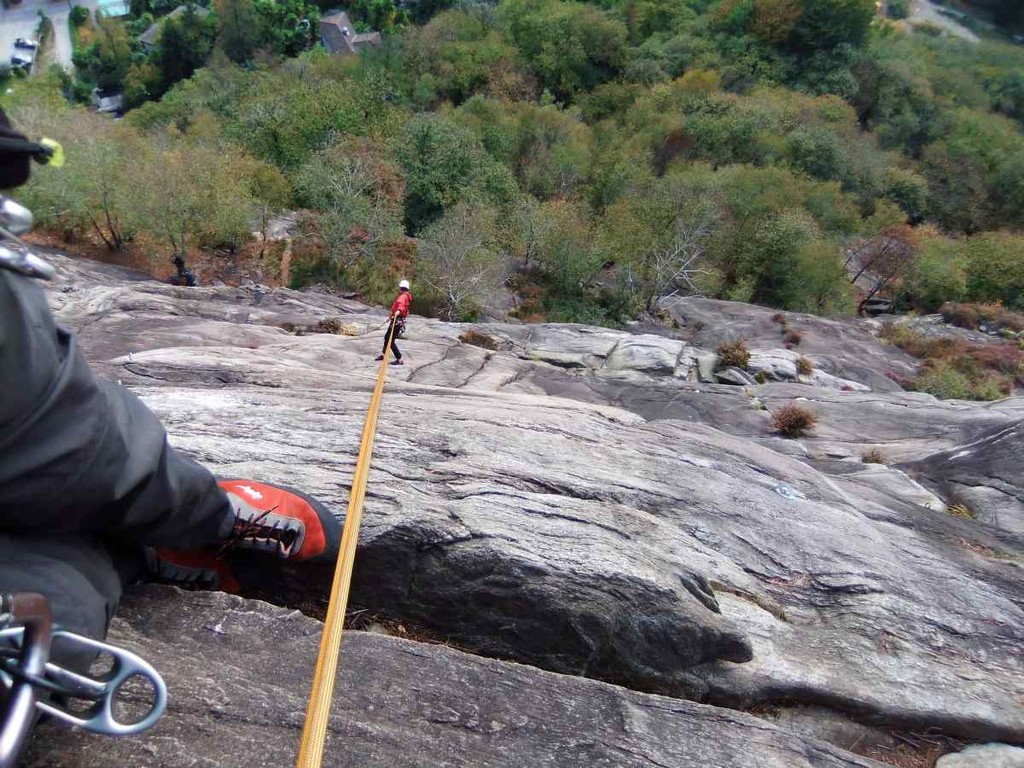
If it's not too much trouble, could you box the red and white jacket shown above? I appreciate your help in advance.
[391,291,412,318]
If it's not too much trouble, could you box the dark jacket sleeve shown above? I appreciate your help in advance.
[0,268,233,548]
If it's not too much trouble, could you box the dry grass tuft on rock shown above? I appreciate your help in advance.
[315,317,358,336]
[947,503,976,520]
[796,357,814,376]
[770,403,818,437]
[862,448,888,464]
[459,329,499,350]
[716,340,751,370]
[784,330,803,346]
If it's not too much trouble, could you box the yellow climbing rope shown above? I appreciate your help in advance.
[295,319,398,768]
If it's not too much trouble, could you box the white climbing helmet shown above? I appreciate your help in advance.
[398,279,410,290]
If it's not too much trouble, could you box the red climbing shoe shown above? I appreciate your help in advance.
[217,480,341,562]
[374,354,385,361]
[390,359,404,366]
[151,480,342,593]
[146,548,240,593]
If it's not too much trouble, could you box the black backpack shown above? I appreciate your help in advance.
[0,106,52,190]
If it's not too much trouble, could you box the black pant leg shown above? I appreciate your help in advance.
[382,319,402,360]
[0,533,125,671]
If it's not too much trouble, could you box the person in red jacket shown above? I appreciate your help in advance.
[376,279,412,365]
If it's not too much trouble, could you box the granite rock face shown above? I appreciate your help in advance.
[907,421,1024,536]
[936,743,1024,768]
[657,296,919,392]
[22,587,883,768]
[34,253,1024,755]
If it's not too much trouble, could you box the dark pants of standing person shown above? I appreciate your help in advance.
[0,268,235,670]
[382,318,402,361]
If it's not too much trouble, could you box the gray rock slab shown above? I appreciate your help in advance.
[604,335,688,375]
[748,349,801,381]
[936,743,1024,767]
[907,421,1024,536]
[660,296,918,391]
[21,587,883,768]
[716,367,759,386]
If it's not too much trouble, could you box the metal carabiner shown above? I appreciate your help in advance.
[0,594,167,759]
[35,629,168,737]
[0,626,168,738]
[0,196,54,280]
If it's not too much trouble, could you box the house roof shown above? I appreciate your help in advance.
[320,10,382,55]
[140,5,210,47]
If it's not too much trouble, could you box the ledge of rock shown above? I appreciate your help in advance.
[906,421,1024,536]
[22,586,883,768]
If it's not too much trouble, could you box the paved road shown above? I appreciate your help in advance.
[47,2,74,69]
[910,0,980,42]
[0,0,99,72]
[0,1,45,71]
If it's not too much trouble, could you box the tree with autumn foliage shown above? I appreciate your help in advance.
[845,225,920,314]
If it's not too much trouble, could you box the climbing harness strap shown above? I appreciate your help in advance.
[295,320,399,768]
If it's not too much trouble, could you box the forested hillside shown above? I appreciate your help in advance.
[8,0,1024,324]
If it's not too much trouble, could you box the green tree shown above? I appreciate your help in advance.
[133,140,257,255]
[72,17,133,90]
[395,114,516,233]
[500,0,628,101]
[921,109,1024,232]
[215,0,266,63]
[881,167,928,222]
[786,126,848,182]
[123,60,162,108]
[18,107,135,249]
[93,18,133,89]
[254,0,319,56]
[599,180,720,311]
[751,0,802,43]
[292,137,404,272]
[350,0,405,31]
[901,230,968,310]
[787,0,875,54]
[522,198,604,295]
[403,10,523,105]
[418,202,507,320]
[989,71,1024,123]
[964,232,1024,309]
[888,0,909,20]
[156,5,216,90]
[617,0,696,41]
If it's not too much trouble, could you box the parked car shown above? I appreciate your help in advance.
[10,53,34,72]
[14,38,39,50]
